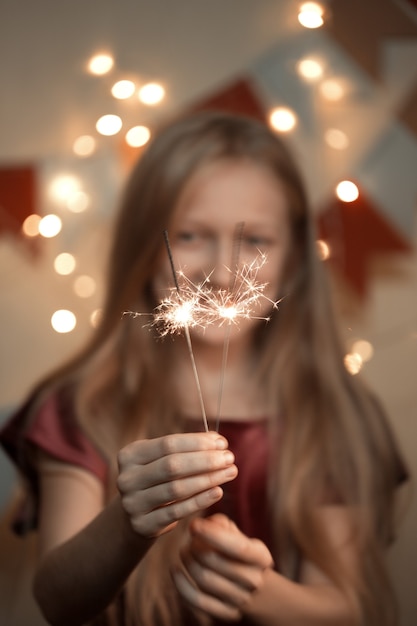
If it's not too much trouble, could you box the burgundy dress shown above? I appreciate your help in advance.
[0,390,274,625]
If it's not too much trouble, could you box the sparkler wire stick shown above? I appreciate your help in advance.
[215,222,244,433]
[163,230,209,433]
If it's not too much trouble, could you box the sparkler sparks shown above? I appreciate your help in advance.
[148,254,282,336]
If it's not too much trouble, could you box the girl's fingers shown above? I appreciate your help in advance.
[189,515,273,568]
[140,464,238,510]
[140,448,236,488]
[128,486,224,536]
[173,568,242,622]
[118,432,228,467]
[117,434,239,538]
[181,550,253,607]
[185,544,264,591]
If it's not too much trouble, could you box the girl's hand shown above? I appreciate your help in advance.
[173,513,274,621]
[117,433,237,538]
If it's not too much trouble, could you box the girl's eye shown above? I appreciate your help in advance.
[245,235,272,248]
[176,230,198,242]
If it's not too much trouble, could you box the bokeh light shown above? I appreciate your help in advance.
[38,214,62,238]
[138,82,165,105]
[74,275,96,298]
[66,191,90,213]
[51,309,77,333]
[49,174,80,202]
[324,128,349,150]
[22,214,41,237]
[88,53,114,75]
[336,180,359,203]
[54,253,76,275]
[73,135,96,157]
[111,80,136,99]
[298,2,325,29]
[316,239,331,260]
[96,114,123,136]
[269,107,297,132]
[320,79,345,101]
[297,58,323,81]
[344,352,363,375]
[125,125,151,148]
[351,339,374,362]
[90,308,103,328]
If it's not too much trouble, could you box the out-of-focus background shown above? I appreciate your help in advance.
[0,1,416,624]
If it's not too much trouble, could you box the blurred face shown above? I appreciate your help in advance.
[153,159,291,346]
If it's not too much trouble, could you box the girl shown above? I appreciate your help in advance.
[1,111,407,626]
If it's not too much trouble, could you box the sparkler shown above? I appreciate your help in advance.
[151,255,280,334]
[125,231,284,432]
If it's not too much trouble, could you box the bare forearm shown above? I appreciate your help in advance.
[245,569,358,626]
[33,496,154,626]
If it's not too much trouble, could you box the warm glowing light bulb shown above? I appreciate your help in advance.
[73,135,96,157]
[351,340,374,362]
[90,308,103,328]
[38,214,62,238]
[22,214,41,237]
[320,79,345,101]
[297,58,323,81]
[66,191,89,213]
[51,309,77,333]
[316,239,330,260]
[74,275,96,298]
[54,253,76,275]
[298,2,325,28]
[336,180,359,203]
[344,352,363,375]
[125,125,151,148]
[49,175,80,202]
[324,128,349,150]
[111,80,136,99]
[269,107,297,132]
[96,114,122,136]
[88,54,114,75]
[138,82,165,105]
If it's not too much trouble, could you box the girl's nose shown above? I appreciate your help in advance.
[207,240,234,288]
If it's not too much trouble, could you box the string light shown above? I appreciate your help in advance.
[66,190,90,213]
[22,214,41,237]
[125,125,151,148]
[336,180,359,203]
[138,82,165,105]
[297,58,324,81]
[49,174,80,202]
[269,107,297,132]
[320,79,345,101]
[38,214,62,238]
[88,53,114,75]
[325,128,349,150]
[316,239,330,260]
[96,114,122,136]
[73,135,96,157]
[51,309,77,333]
[73,275,96,298]
[54,252,76,275]
[111,80,136,99]
[298,2,325,29]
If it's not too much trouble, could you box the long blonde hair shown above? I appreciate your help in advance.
[28,111,406,624]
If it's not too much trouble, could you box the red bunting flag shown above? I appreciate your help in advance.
[318,192,412,298]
